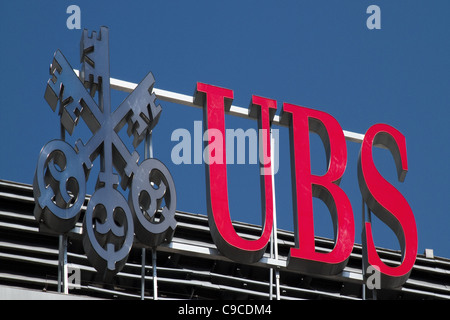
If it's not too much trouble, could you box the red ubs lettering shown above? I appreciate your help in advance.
[194,82,418,289]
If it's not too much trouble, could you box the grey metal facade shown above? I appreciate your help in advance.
[0,179,449,300]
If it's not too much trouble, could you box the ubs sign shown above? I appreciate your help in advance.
[33,27,417,288]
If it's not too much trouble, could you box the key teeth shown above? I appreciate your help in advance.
[45,55,64,113]
[129,107,161,149]
[131,92,162,142]
[44,80,59,112]
[50,54,62,76]
[88,30,98,40]
[150,102,162,129]
[61,100,80,136]
[80,27,109,88]
[83,27,107,41]
[124,76,161,148]
[81,63,101,89]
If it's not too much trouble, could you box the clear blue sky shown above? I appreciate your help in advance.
[1,1,449,259]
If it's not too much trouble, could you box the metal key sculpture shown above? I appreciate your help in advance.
[33,27,176,280]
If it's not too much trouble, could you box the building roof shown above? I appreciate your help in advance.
[0,179,449,300]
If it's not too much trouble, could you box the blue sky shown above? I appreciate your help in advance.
[1,1,449,260]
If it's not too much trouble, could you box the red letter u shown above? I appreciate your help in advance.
[194,82,276,263]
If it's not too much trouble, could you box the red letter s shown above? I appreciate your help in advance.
[358,124,418,288]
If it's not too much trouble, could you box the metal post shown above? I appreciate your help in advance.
[368,206,377,300]
[152,247,158,300]
[270,131,280,300]
[139,132,153,300]
[58,234,68,294]
[141,248,146,300]
[361,196,366,300]
[146,131,153,159]
[57,235,62,293]
[361,197,377,300]
[58,124,69,295]
[144,132,159,300]
[275,269,280,300]
[269,228,273,300]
